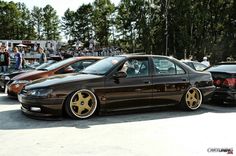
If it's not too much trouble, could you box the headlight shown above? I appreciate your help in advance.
[12,80,30,84]
[27,88,53,98]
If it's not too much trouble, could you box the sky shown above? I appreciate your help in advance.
[4,0,121,17]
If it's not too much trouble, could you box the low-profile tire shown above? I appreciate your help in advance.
[180,87,203,111]
[65,89,98,119]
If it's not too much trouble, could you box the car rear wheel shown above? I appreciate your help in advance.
[65,89,97,119]
[180,87,202,110]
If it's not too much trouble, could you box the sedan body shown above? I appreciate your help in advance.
[19,55,215,119]
[205,62,236,104]
[7,57,101,97]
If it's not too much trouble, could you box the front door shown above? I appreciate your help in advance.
[103,57,153,111]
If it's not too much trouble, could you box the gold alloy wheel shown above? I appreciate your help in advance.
[185,87,202,110]
[69,89,97,119]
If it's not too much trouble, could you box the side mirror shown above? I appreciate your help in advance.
[113,71,127,79]
[64,67,75,73]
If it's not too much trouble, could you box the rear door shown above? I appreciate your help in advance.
[151,57,190,105]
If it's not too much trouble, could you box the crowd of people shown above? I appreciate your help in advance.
[1,44,235,74]
[0,46,48,73]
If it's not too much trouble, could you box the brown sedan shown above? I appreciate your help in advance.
[19,55,215,119]
[6,56,101,97]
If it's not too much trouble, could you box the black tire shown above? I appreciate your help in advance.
[65,89,98,119]
[179,87,203,111]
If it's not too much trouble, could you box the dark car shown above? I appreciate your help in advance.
[181,60,207,71]
[205,62,236,104]
[7,56,101,97]
[0,60,57,91]
[18,55,215,119]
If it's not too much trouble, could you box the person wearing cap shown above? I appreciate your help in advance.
[201,56,210,67]
[38,47,47,64]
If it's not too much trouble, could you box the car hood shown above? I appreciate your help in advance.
[25,73,104,89]
[12,70,47,80]
[4,70,32,76]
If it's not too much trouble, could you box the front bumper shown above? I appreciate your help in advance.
[19,93,65,118]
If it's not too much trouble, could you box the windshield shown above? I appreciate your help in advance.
[44,58,76,71]
[36,60,56,70]
[82,56,125,75]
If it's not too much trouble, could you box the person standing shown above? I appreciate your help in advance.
[38,47,47,64]
[0,47,4,72]
[201,56,210,67]
[0,48,10,73]
[13,47,22,70]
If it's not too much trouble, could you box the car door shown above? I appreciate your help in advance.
[103,57,153,111]
[151,57,190,105]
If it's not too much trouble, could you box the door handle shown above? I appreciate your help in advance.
[144,80,151,84]
[182,78,187,81]
[135,88,142,92]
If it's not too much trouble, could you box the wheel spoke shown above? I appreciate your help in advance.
[78,105,85,115]
[71,101,79,107]
[77,92,83,100]
[84,96,92,104]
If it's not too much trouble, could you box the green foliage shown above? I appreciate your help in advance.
[1,0,236,61]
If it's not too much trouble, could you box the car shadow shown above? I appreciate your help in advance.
[1,104,236,130]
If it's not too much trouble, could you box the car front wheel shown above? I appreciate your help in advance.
[65,89,98,119]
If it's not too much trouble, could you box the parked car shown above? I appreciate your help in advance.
[18,55,215,119]
[181,60,207,71]
[0,60,57,91]
[205,62,236,104]
[6,56,101,97]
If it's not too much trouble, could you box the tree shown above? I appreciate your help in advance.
[92,0,115,46]
[42,4,60,40]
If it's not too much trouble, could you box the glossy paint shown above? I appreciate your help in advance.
[7,57,101,97]
[19,55,215,118]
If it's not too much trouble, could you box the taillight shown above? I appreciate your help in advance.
[213,79,222,86]
[222,78,236,88]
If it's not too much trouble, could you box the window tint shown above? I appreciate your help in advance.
[193,62,207,71]
[71,60,96,72]
[153,57,185,75]
[119,58,149,78]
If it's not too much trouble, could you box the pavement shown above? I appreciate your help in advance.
[0,92,236,156]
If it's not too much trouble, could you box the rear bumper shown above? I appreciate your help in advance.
[200,86,216,103]
[211,88,236,104]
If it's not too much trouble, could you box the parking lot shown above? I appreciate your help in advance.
[0,92,236,156]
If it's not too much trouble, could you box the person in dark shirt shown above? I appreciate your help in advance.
[13,47,22,70]
[0,48,10,73]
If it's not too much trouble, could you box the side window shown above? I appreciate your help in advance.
[153,57,185,75]
[55,65,75,74]
[119,58,149,78]
[71,60,96,72]
[193,62,207,71]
